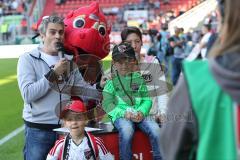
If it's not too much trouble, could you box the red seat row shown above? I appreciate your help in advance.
[54,0,201,21]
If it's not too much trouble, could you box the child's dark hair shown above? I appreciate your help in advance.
[121,26,142,42]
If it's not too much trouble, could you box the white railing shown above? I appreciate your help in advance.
[168,0,217,34]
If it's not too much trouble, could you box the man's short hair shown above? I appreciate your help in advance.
[38,15,64,35]
[121,26,142,42]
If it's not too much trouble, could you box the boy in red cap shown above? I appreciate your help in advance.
[46,99,113,160]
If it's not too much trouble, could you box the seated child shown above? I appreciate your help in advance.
[46,99,113,160]
[102,42,162,160]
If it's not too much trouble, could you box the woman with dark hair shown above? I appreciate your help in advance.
[121,26,170,123]
[160,0,240,159]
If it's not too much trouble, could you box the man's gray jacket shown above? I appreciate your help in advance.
[17,47,100,126]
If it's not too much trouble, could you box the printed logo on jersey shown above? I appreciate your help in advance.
[84,148,93,159]
[142,74,152,82]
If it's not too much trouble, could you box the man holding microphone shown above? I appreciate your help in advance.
[17,15,101,160]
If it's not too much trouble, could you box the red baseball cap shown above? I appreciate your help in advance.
[60,99,87,118]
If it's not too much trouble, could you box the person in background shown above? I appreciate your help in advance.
[102,42,161,160]
[170,27,186,85]
[156,33,164,62]
[0,21,8,42]
[206,31,218,56]
[199,24,212,59]
[20,17,27,34]
[17,15,101,160]
[159,25,171,76]
[160,0,240,159]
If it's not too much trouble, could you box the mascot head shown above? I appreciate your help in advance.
[64,2,111,59]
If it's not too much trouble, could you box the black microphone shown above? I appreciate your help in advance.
[55,42,69,82]
[55,42,65,59]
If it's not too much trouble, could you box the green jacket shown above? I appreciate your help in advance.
[160,55,240,160]
[102,72,152,122]
[184,61,237,160]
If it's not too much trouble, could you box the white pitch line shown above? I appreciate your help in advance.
[0,125,24,146]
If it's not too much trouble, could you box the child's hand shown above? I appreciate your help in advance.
[125,111,133,120]
[137,112,144,120]
[131,112,144,122]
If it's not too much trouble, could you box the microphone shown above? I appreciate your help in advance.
[55,42,65,59]
[55,42,68,82]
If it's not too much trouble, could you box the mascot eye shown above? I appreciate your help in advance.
[98,25,106,36]
[73,18,85,28]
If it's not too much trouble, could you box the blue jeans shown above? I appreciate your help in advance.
[157,51,164,63]
[171,57,183,85]
[163,55,172,77]
[114,118,162,160]
[23,125,58,160]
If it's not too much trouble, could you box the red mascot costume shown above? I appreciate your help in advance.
[63,2,111,124]
[33,2,111,124]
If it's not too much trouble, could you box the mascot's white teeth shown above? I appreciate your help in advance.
[89,14,99,21]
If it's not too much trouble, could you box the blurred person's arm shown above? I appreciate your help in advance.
[199,41,207,49]
[154,58,170,115]
[175,40,185,47]
[199,33,212,49]
[160,76,198,160]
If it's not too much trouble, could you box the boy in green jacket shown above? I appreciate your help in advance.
[102,42,162,160]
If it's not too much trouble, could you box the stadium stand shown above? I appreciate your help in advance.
[0,0,203,45]
[0,0,33,45]
[39,0,202,32]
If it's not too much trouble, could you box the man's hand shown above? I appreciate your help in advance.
[53,59,68,76]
